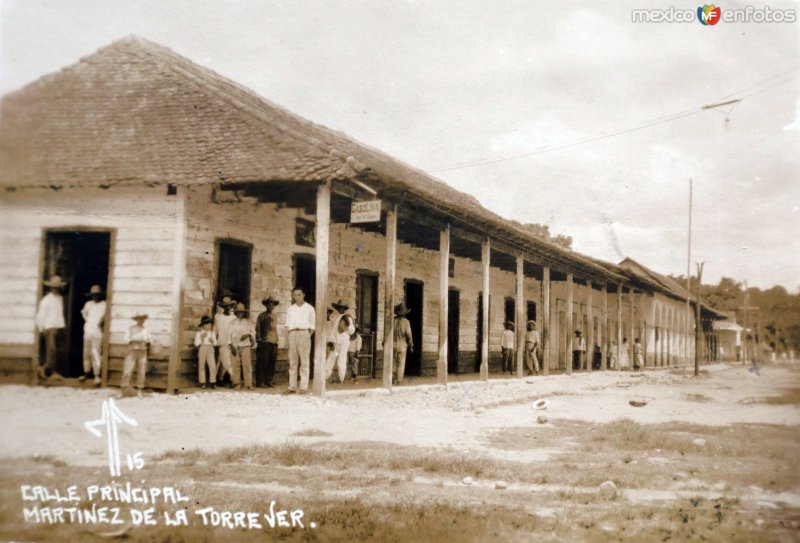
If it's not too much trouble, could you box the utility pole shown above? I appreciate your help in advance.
[694,261,704,376]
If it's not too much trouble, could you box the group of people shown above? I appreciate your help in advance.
[36,275,152,396]
[500,320,542,375]
[194,287,416,393]
[605,337,644,371]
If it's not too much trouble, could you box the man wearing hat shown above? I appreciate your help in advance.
[325,299,355,384]
[194,315,217,388]
[230,303,256,389]
[573,330,587,371]
[255,295,280,387]
[35,275,67,380]
[501,321,515,374]
[80,285,106,385]
[393,303,414,385]
[213,295,237,384]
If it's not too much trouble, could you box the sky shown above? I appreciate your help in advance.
[1,0,798,290]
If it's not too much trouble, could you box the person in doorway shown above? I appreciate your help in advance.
[573,330,586,370]
[213,296,236,384]
[194,315,217,389]
[121,313,151,397]
[80,284,106,386]
[230,303,255,389]
[35,275,67,381]
[619,337,630,370]
[285,287,315,394]
[326,299,355,384]
[348,325,362,383]
[501,321,515,374]
[633,338,644,371]
[525,320,541,375]
[393,303,414,385]
[255,295,279,388]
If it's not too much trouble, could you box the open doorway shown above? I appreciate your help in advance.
[356,270,378,376]
[42,230,111,378]
[293,254,316,306]
[447,289,460,374]
[403,279,423,377]
[216,240,252,307]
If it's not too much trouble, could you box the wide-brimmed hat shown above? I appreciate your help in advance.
[504,321,515,330]
[575,330,582,335]
[43,275,67,288]
[331,299,349,311]
[233,303,248,315]
[218,296,235,307]
[261,296,280,306]
[527,320,537,327]
[394,303,411,316]
[199,315,213,326]
[85,284,104,297]
[133,312,148,321]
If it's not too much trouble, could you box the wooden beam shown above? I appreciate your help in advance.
[587,282,593,373]
[516,254,524,378]
[480,238,490,381]
[383,204,397,388]
[542,266,550,376]
[167,187,187,394]
[629,289,636,370]
[438,224,450,385]
[566,273,574,375]
[601,284,608,370]
[313,181,331,398]
[617,284,623,371]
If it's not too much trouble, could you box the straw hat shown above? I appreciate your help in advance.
[199,315,213,326]
[331,299,349,312]
[233,303,248,316]
[85,284,104,297]
[394,303,411,316]
[218,295,235,307]
[261,296,280,306]
[43,275,67,288]
[132,312,148,321]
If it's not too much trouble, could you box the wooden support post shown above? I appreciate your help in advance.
[629,289,635,369]
[601,284,608,370]
[167,186,187,394]
[617,284,623,371]
[587,282,593,373]
[312,181,331,398]
[438,225,450,385]
[383,204,397,388]
[566,273,574,375]
[516,254,524,378]
[542,266,550,376]
[480,238,490,381]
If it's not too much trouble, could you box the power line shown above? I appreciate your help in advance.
[430,68,798,173]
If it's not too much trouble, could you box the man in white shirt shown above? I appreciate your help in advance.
[285,287,315,393]
[325,299,355,384]
[35,275,67,380]
[80,284,106,385]
[213,296,237,385]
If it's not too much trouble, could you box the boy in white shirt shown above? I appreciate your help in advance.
[194,315,217,389]
[80,284,106,386]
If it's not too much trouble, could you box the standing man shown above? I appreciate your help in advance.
[80,284,106,386]
[285,287,315,394]
[325,299,355,384]
[35,275,67,381]
[573,330,586,371]
[230,303,256,389]
[255,295,280,388]
[525,320,541,375]
[393,303,414,385]
[214,295,236,385]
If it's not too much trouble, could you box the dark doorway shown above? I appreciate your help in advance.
[216,240,252,307]
[403,280,423,377]
[447,289,460,374]
[356,271,378,376]
[504,297,515,326]
[43,231,111,378]
[527,301,537,323]
[293,254,316,306]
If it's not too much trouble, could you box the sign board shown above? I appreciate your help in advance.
[350,200,382,223]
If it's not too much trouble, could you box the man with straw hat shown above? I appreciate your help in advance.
[325,299,355,384]
[35,275,67,381]
[255,295,280,387]
[213,295,237,384]
[392,303,414,385]
[80,284,106,385]
[122,312,151,397]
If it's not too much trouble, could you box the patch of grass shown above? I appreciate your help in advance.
[685,393,713,403]
[290,428,333,437]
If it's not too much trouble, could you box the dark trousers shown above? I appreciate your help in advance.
[572,350,583,370]
[256,342,277,386]
[42,328,60,376]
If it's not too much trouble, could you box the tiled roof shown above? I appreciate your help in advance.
[0,36,622,282]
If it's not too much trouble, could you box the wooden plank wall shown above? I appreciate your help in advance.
[0,186,179,387]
